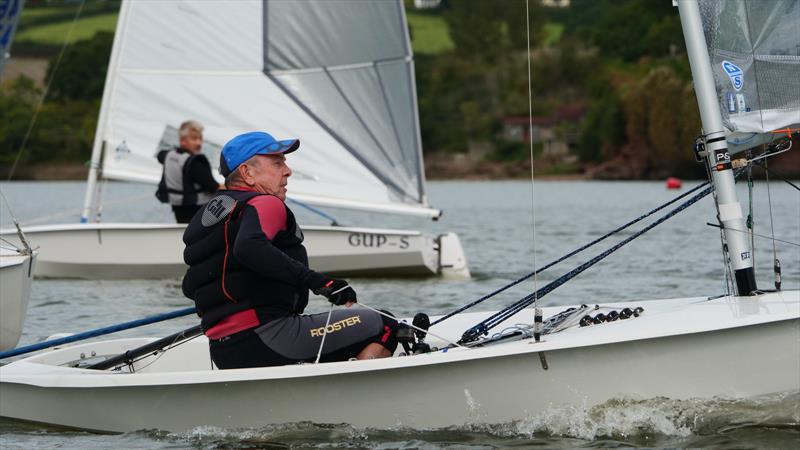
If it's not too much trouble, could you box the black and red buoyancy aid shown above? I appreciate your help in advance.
[182,189,321,332]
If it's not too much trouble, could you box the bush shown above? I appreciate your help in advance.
[45,31,113,101]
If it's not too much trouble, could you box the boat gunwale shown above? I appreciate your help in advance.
[0,223,426,237]
[2,291,797,389]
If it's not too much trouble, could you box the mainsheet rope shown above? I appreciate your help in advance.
[431,179,711,327]
[459,183,716,344]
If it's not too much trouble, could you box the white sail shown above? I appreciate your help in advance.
[93,0,438,218]
[3,0,470,280]
[698,0,800,150]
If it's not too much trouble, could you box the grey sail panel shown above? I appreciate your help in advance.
[699,0,800,149]
[377,60,422,194]
[264,0,425,205]
[265,0,407,70]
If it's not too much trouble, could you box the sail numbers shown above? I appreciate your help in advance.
[347,233,410,249]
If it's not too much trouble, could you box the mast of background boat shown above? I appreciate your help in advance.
[676,0,757,295]
[80,0,130,223]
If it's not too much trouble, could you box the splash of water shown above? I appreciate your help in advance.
[151,391,799,448]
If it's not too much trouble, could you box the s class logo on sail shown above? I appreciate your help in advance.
[115,140,131,160]
[721,61,743,91]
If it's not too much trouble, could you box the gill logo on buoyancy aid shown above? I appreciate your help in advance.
[309,315,362,337]
[201,194,237,227]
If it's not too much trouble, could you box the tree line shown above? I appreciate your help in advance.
[2,0,706,178]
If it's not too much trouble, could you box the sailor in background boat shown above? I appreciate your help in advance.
[182,131,399,369]
[156,120,222,223]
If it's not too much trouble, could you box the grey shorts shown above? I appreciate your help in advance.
[254,306,394,361]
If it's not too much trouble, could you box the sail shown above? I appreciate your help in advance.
[93,0,437,218]
[698,0,800,150]
[0,0,24,78]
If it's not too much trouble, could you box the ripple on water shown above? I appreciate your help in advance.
[110,391,799,449]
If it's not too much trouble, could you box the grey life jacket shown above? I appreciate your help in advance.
[163,148,213,206]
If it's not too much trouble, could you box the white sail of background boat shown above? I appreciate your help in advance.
[0,0,797,432]
[0,0,470,280]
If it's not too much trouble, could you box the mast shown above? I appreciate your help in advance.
[80,0,130,223]
[676,0,757,295]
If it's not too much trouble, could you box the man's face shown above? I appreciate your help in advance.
[242,154,292,200]
[180,130,203,153]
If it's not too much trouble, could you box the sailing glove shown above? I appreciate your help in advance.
[312,278,357,306]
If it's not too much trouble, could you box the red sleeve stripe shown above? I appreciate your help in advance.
[247,195,287,240]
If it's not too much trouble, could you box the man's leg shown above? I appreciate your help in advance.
[357,343,392,360]
[253,308,398,363]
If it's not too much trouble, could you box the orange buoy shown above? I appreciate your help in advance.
[666,177,682,189]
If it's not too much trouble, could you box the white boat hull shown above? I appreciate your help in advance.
[1,291,797,432]
[0,250,36,351]
[0,223,469,279]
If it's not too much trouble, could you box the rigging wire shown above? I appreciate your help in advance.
[0,187,33,254]
[763,157,779,254]
[357,303,465,349]
[5,0,86,182]
[755,160,800,192]
[11,191,156,226]
[431,180,711,326]
[763,156,781,289]
[314,304,335,364]
[460,183,717,343]
[286,198,340,226]
[525,0,542,340]
[705,223,799,248]
[746,150,755,267]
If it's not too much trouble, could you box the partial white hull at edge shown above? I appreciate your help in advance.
[0,223,469,279]
[1,291,797,432]
[0,249,36,351]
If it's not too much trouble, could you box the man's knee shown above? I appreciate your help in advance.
[356,342,392,360]
[375,309,399,354]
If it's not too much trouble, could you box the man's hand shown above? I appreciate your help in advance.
[312,278,357,306]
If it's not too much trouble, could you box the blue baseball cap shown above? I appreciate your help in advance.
[219,131,300,176]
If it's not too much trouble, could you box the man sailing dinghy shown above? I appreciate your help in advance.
[183,132,399,368]
[0,0,797,433]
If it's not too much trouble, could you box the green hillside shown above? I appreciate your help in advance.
[406,11,453,54]
[15,13,117,45]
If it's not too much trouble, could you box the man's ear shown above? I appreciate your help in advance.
[238,164,254,185]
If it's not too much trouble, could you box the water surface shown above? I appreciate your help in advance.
[1,180,798,448]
